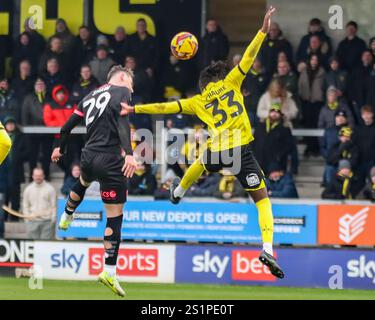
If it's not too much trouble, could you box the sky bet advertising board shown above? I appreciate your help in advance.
[175,245,375,290]
[33,241,175,282]
[56,199,317,245]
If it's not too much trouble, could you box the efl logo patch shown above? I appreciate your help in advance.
[246,173,260,187]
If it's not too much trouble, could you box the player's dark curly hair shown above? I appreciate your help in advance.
[199,61,230,91]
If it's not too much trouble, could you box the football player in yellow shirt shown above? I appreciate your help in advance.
[122,7,283,278]
[0,121,12,165]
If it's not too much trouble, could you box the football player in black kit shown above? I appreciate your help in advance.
[51,65,137,297]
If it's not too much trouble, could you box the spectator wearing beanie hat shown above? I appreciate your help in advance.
[325,126,359,185]
[327,127,359,168]
[89,45,115,85]
[321,110,349,158]
[265,162,298,198]
[253,104,294,175]
[318,86,354,129]
[320,108,350,185]
[322,159,354,199]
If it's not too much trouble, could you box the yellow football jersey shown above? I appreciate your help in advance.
[176,70,253,151]
[135,30,266,152]
[0,121,12,165]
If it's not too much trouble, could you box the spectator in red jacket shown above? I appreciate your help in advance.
[43,85,81,177]
[43,84,76,127]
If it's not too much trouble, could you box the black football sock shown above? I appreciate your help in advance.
[65,179,88,215]
[104,215,123,267]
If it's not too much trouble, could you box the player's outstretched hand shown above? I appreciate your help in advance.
[120,102,135,116]
[122,155,137,178]
[261,5,276,33]
[51,147,62,163]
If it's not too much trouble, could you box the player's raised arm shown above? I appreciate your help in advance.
[241,6,275,73]
[226,6,275,85]
[137,101,181,114]
[121,97,196,116]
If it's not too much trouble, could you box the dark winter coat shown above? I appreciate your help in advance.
[353,122,375,163]
[336,36,367,71]
[21,91,47,126]
[266,173,299,198]
[327,140,359,169]
[253,121,294,174]
[199,28,229,68]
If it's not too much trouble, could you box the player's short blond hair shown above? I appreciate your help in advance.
[107,65,134,82]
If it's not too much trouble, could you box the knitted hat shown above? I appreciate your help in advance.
[338,159,351,171]
[96,44,108,52]
[326,85,337,95]
[339,126,352,138]
[270,102,282,113]
[56,18,67,26]
[97,34,109,47]
[3,116,16,125]
[268,162,284,173]
[335,109,347,117]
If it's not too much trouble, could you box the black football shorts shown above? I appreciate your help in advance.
[80,151,127,203]
[202,143,265,191]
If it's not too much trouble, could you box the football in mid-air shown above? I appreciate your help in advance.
[170,31,199,60]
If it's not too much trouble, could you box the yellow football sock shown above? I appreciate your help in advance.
[180,158,205,191]
[255,197,274,244]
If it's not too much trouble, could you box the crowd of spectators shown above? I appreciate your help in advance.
[2,15,375,238]
[243,18,375,201]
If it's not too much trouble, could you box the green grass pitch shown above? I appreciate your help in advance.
[0,277,374,300]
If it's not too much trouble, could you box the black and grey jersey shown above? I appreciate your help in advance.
[60,84,133,156]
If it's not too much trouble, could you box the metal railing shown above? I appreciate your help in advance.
[19,126,324,137]
[19,126,324,181]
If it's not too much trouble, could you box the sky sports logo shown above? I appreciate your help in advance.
[190,249,275,282]
[89,248,158,277]
[48,247,159,277]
